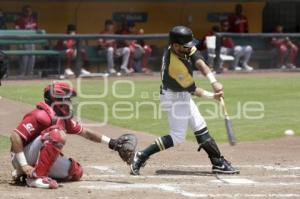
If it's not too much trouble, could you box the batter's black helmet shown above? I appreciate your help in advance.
[169,26,198,47]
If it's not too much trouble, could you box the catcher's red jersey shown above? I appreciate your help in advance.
[14,102,82,145]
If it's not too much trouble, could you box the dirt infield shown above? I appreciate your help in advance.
[0,74,300,199]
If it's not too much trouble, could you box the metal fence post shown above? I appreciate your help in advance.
[75,37,81,77]
[215,33,222,73]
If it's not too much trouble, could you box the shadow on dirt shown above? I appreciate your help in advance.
[81,179,133,184]
[155,169,214,176]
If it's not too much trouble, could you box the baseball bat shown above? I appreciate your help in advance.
[220,97,237,146]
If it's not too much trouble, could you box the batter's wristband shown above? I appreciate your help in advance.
[206,72,217,84]
[202,90,214,99]
[101,135,111,145]
[16,152,28,167]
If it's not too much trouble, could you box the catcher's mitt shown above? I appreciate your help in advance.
[109,134,137,164]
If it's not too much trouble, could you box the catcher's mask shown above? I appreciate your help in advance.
[44,82,77,119]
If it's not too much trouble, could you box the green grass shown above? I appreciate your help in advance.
[0,135,10,153]
[0,75,299,142]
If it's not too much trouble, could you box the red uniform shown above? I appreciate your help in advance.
[270,37,298,66]
[120,29,152,71]
[201,31,234,50]
[222,37,235,48]
[15,15,37,30]
[56,39,88,68]
[11,82,83,189]
[14,102,82,146]
[229,15,248,33]
[98,30,117,49]
[200,31,215,51]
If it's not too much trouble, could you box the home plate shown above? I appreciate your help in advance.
[212,178,256,184]
[85,166,116,173]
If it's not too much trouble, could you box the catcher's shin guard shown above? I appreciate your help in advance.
[35,127,66,177]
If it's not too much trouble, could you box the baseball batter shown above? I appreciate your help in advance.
[130,26,239,175]
[10,82,136,189]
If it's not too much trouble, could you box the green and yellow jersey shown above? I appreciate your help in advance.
[161,46,204,93]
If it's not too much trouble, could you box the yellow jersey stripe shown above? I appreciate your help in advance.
[169,52,194,88]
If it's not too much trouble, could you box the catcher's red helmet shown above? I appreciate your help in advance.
[44,82,76,104]
[44,82,77,118]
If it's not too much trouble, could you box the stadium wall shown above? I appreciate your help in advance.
[0,1,265,37]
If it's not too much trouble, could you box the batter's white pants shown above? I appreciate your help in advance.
[160,89,207,145]
[11,136,71,179]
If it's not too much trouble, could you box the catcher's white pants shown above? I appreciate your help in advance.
[11,136,71,179]
[160,89,207,145]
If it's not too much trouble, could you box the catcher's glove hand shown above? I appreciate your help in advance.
[109,134,137,164]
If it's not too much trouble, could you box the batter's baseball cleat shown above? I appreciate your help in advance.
[130,151,148,175]
[211,156,240,174]
[26,176,59,189]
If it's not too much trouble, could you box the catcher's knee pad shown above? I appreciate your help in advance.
[68,158,83,181]
[155,135,174,151]
[41,126,66,149]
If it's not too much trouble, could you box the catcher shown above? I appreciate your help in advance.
[10,81,137,189]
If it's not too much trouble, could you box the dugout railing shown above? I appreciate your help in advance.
[0,29,63,76]
[1,32,298,77]
[0,33,169,77]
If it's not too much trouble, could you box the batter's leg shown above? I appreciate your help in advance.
[189,99,239,174]
[130,92,191,175]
